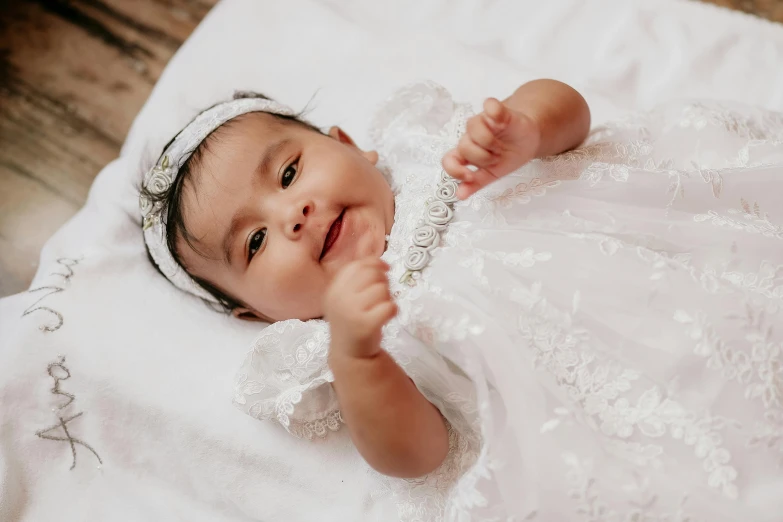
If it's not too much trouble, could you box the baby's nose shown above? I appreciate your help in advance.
[285,201,313,238]
[292,204,311,233]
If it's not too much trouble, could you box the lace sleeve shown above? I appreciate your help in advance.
[233,319,342,439]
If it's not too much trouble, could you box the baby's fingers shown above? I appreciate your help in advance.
[456,182,480,200]
[482,97,511,130]
[466,115,500,153]
[366,300,398,330]
[342,258,388,289]
[456,168,498,200]
[457,137,499,169]
[357,281,392,311]
[442,149,475,182]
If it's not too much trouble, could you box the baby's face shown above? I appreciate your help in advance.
[177,113,394,322]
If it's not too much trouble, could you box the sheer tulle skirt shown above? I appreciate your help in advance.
[409,103,783,520]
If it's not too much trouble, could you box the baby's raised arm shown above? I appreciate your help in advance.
[324,258,449,478]
[443,79,591,199]
[323,81,589,478]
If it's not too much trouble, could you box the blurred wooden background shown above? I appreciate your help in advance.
[0,0,218,296]
[0,0,781,296]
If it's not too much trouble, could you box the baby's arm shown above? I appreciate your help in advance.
[443,79,591,199]
[324,258,449,478]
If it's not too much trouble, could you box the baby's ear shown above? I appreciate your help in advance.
[328,126,356,146]
[231,307,269,322]
[328,126,378,165]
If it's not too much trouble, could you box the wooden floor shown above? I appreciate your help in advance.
[0,0,781,297]
[0,0,218,296]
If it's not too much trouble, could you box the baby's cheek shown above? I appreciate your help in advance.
[282,264,328,313]
[348,213,385,259]
[359,229,384,259]
[241,259,324,320]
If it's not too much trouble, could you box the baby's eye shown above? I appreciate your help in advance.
[248,228,267,260]
[281,161,298,188]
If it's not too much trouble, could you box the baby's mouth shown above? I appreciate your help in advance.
[320,209,345,260]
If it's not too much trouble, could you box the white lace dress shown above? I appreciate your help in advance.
[234,82,783,522]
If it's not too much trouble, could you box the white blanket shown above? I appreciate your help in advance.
[2,0,783,520]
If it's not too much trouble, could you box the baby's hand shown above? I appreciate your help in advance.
[442,98,540,200]
[324,257,397,360]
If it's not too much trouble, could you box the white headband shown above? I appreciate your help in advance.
[140,96,296,303]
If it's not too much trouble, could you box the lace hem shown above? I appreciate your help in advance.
[289,410,343,439]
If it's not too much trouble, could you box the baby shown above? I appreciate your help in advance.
[140,80,783,520]
[142,79,588,472]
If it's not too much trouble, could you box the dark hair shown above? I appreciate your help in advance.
[140,91,322,312]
